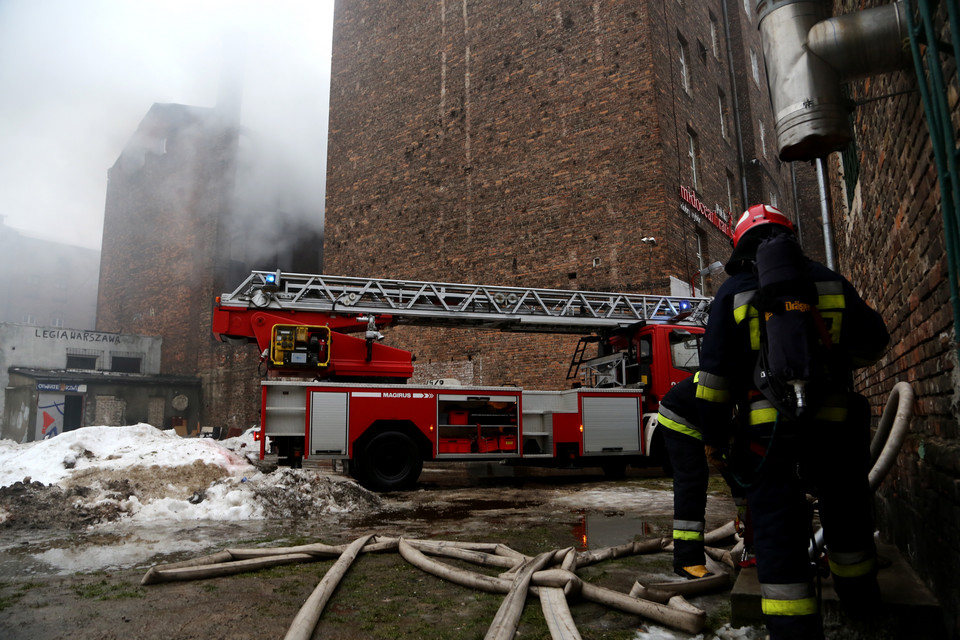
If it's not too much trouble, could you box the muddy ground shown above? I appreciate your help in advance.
[0,462,745,640]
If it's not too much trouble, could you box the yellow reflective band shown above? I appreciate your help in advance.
[658,414,704,440]
[673,530,704,542]
[734,303,750,324]
[817,293,846,310]
[749,317,760,350]
[749,407,778,425]
[829,557,876,578]
[761,597,819,616]
[696,385,731,403]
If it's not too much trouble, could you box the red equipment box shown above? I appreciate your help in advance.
[499,435,517,452]
[438,438,471,454]
[477,436,499,453]
[448,410,469,425]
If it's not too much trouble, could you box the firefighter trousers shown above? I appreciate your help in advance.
[661,426,709,570]
[735,393,880,640]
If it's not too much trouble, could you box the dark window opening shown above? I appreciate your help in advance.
[67,355,98,370]
[111,356,142,373]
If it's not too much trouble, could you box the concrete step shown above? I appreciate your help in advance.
[731,543,945,638]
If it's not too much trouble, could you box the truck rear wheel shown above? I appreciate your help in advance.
[356,431,423,492]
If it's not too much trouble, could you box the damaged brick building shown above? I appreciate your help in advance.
[95,100,323,433]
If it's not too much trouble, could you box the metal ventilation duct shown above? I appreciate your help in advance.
[756,0,911,161]
[807,3,910,79]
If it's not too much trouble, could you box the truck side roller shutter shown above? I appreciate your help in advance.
[310,392,348,455]
[581,396,641,454]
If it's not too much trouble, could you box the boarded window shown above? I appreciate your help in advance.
[95,396,126,426]
[148,397,165,428]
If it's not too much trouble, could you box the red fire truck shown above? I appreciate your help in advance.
[213,271,708,491]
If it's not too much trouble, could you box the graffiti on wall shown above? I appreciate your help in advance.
[36,393,65,440]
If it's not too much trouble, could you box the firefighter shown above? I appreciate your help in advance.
[658,374,713,579]
[658,373,749,579]
[695,204,889,640]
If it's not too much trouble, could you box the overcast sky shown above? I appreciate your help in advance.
[0,0,334,251]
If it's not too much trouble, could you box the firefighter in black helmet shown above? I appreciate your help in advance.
[695,204,889,640]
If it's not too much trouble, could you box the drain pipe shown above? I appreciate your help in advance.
[756,0,912,162]
[756,0,912,271]
[815,158,836,270]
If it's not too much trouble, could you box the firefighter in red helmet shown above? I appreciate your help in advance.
[696,204,889,639]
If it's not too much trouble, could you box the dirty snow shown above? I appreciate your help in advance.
[0,424,381,530]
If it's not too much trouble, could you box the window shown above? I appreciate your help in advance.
[687,128,700,190]
[697,39,707,64]
[759,120,767,157]
[750,49,760,85]
[709,13,720,58]
[669,330,701,373]
[744,0,752,20]
[769,191,779,208]
[111,355,142,374]
[51,316,65,328]
[678,34,690,93]
[67,354,98,370]
[718,89,729,140]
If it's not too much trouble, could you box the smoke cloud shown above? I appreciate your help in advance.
[0,0,333,252]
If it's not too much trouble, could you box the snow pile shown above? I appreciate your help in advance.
[0,424,380,530]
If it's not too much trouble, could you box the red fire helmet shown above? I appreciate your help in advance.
[732,204,795,247]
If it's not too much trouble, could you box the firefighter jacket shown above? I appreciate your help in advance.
[657,375,703,441]
[695,259,889,447]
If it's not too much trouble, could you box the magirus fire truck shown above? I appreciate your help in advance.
[213,271,709,491]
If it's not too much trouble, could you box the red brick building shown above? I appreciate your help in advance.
[821,0,959,633]
[324,0,818,388]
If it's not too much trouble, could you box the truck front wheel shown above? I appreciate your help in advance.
[356,431,423,492]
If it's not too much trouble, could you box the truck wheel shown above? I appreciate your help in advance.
[357,431,423,492]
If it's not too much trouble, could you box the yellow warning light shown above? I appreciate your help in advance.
[580,424,584,433]
[430,424,435,432]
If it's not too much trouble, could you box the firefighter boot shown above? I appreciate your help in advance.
[675,564,715,580]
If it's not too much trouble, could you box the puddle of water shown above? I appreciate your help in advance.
[572,511,667,551]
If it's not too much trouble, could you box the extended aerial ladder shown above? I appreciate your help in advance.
[217,271,710,332]
[214,270,710,383]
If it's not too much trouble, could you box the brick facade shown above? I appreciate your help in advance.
[95,104,261,432]
[325,0,812,388]
[825,1,959,634]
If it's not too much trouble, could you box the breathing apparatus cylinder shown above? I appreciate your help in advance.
[753,233,822,420]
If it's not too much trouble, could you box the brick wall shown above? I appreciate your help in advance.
[826,1,959,634]
[324,0,805,386]
[96,104,261,432]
